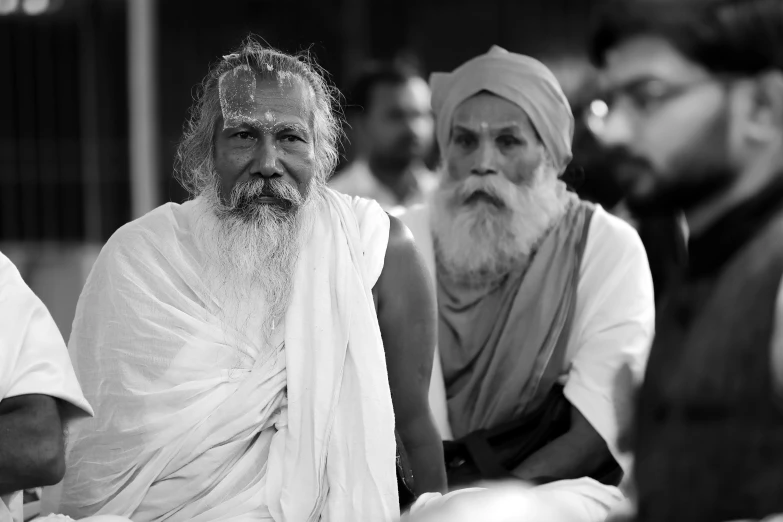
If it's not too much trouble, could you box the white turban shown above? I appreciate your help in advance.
[430,45,574,172]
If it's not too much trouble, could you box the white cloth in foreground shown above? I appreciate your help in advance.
[33,515,131,522]
[0,252,93,522]
[405,479,624,522]
[54,190,399,522]
[398,203,655,521]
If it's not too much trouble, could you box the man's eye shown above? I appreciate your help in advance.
[628,83,671,111]
[233,131,254,140]
[497,135,521,147]
[281,134,305,143]
[454,134,476,147]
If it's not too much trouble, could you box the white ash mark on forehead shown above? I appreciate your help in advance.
[219,64,257,130]
[273,70,317,113]
[275,70,298,86]
[264,111,275,122]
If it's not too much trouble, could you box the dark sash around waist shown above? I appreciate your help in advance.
[443,384,623,488]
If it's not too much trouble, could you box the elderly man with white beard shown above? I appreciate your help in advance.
[48,38,446,521]
[398,46,655,521]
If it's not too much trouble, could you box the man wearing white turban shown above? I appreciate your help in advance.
[398,46,655,521]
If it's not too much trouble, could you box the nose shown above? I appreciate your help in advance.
[470,139,498,177]
[593,109,634,149]
[251,137,283,179]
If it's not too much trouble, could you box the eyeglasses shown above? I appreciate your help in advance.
[584,77,722,134]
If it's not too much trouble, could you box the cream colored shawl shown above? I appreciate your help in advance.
[55,190,399,522]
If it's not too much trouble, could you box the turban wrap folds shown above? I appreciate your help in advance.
[430,45,574,173]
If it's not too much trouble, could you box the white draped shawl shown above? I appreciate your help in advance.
[56,190,399,522]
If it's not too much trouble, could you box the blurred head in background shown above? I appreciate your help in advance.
[567,74,629,211]
[348,62,434,171]
[588,0,783,225]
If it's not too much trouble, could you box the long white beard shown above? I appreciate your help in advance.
[194,177,323,342]
[431,163,569,286]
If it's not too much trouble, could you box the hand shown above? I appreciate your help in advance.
[604,496,635,522]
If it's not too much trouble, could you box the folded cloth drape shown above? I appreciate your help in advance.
[55,190,399,522]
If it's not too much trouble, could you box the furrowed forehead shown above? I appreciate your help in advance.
[218,64,317,130]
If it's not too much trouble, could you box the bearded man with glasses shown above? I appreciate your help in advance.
[589,1,783,521]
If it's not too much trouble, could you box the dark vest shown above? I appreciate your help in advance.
[634,180,783,522]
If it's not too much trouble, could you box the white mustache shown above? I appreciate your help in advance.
[450,175,516,208]
[230,178,304,209]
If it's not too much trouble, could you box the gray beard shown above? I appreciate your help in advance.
[431,163,569,287]
[193,178,322,343]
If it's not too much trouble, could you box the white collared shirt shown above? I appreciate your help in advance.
[0,252,93,522]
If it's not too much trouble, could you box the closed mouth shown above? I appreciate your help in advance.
[464,190,502,206]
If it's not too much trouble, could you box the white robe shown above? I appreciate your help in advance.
[53,190,399,522]
[0,252,93,522]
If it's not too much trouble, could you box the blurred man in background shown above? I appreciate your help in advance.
[330,62,438,211]
[52,39,444,521]
[570,88,688,306]
[590,0,783,520]
[399,45,654,522]
[0,252,95,522]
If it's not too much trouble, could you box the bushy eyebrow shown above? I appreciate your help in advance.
[223,119,311,137]
[452,123,525,135]
[273,122,310,136]
[452,123,523,132]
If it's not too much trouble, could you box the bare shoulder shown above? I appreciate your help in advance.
[382,214,429,282]
[376,214,433,304]
[375,214,437,386]
[387,214,417,250]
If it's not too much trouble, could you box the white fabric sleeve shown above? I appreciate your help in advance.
[344,192,391,287]
[562,208,655,474]
[0,252,93,422]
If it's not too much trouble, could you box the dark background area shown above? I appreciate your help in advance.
[0,0,601,243]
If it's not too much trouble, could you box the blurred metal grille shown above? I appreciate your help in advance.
[0,16,84,240]
[0,0,130,243]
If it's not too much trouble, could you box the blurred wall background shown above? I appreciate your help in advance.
[0,0,603,341]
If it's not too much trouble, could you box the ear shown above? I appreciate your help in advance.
[743,70,783,144]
